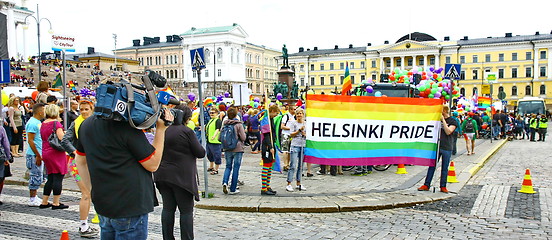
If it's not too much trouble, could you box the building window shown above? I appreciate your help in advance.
[310,77,315,86]
[360,61,365,69]
[166,70,170,78]
[361,75,365,81]
[204,70,208,78]
[460,56,465,64]
[408,58,413,66]
[472,70,478,80]
[351,76,355,84]
[256,70,260,79]
[300,78,304,86]
[340,76,344,84]
[372,74,377,80]
[236,49,239,64]
[526,67,532,78]
[256,83,261,93]
[526,85,531,95]
[512,68,518,78]
[330,76,334,85]
[320,77,325,85]
[540,50,547,59]
[473,87,478,96]
[429,57,435,65]
[174,70,177,78]
[512,86,518,96]
[340,62,345,69]
[310,64,314,71]
[300,65,304,72]
[460,71,465,80]
[498,53,504,62]
[498,86,504,93]
[540,85,546,95]
[526,52,532,60]
[473,55,478,63]
[386,60,391,67]
[218,69,222,77]
[320,64,324,71]
[217,48,223,61]
[511,53,517,61]
[330,63,334,70]
[371,60,376,68]
[460,88,465,96]
[540,66,546,77]
[445,56,450,64]
[419,58,424,66]
[498,69,504,78]
[350,62,355,69]
[397,59,402,67]
[485,54,491,62]
[193,72,197,78]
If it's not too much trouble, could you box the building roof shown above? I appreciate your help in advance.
[458,33,552,46]
[289,46,367,57]
[67,52,137,62]
[116,41,182,51]
[396,32,437,43]
[181,24,240,36]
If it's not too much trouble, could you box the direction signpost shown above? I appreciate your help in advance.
[484,72,499,143]
[190,47,209,197]
[51,34,75,130]
[444,64,461,114]
[1,60,10,119]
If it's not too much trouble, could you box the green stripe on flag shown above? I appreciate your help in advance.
[306,140,437,151]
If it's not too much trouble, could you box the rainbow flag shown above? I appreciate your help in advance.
[478,97,491,110]
[341,62,352,95]
[305,94,443,167]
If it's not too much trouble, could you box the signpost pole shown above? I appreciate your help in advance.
[62,50,68,130]
[197,67,209,197]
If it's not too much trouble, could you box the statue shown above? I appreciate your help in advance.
[281,83,289,99]
[282,44,289,68]
[273,82,281,97]
[291,81,299,99]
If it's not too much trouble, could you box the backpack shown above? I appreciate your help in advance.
[220,123,238,151]
[465,119,475,133]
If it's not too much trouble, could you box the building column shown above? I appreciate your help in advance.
[379,57,384,75]
[390,57,394,71]
[435,54,440,68]
[400,56,405,70]
[5,2,17,58]
[423,55,428,70]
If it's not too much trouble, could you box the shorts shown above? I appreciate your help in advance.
[26,154,44,190]
[206,143,222,165]
[464,133,476,140]
[280,134,291,152]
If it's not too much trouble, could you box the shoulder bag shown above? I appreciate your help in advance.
[48,121,65,151]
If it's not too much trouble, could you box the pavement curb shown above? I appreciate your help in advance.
[468,139,508,176]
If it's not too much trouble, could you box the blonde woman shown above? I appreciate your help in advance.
[7,97,23,157]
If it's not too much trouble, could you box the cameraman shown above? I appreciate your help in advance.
[75,107,173,239]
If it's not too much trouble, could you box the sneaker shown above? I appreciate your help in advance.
[79,226,99,238]
[267,188,277,194]
[351,171,364,176]
[418,185,429,191]
[440,187,449,193]
[296,185,307,191]
[52,203,69,210]
[316,170,325,175]
[39,203,53,209]
[228,190,240,195]
[306,173,314,177]
[222,184,229,194]
[286,185,294,192]
[261,190,276,195]
[28,198,42,207]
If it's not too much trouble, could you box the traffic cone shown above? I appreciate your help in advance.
[447,161,459,183]
[59,230,69,240]
[518,169,536,194]
[395,164,408,174]
[91,213,99,224]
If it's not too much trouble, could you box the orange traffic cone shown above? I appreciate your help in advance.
[447,161,459,183]
[518,169,536,194]
[60,230,70,240]
[395,164,408,174]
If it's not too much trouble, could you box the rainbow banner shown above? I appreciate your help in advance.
[478,97,491,110]
[305,94,443,167]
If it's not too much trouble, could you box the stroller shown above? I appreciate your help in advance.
[479,123,492,139]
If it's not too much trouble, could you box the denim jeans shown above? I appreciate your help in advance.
[423,149,452,188]
[222,152,243,192]
[26,155,44,190]
[99,213,149,240]
[492,124,501,138]
[251,131,261,151]
[287,146,304,183]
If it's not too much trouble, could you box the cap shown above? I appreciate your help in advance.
[452,112,458,117]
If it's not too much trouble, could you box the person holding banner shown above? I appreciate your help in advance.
[286,108,306,192]
[260,105,279,195]
[418,105,458,193]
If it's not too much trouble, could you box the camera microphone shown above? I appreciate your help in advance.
[157,91,181,105]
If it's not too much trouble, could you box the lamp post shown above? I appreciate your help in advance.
[113,33,117,71]
[23,4,53,82]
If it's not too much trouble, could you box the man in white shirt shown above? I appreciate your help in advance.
[280,105,295,171]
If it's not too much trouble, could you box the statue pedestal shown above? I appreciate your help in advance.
[277,67,294,98]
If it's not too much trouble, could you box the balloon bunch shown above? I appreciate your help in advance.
[456,97,474,113]
[78,88,95,97]
[248,97,261,108]
[216,95,224,103]
[413,67,460,100]
[203,97,214,107]
[187,92,196,102]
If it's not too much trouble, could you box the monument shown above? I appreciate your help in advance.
[274,44,298,104]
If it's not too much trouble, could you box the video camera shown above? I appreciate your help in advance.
[94,70,179,129]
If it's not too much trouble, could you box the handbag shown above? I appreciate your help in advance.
[48,121,65,152]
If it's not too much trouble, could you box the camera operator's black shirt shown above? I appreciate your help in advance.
[75,116,156,219]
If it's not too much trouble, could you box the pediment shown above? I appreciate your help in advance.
[379,40,439,52]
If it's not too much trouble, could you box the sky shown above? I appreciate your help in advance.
[17,0,552,57]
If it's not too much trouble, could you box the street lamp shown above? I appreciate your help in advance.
[23,4,53,82]
[113,34,117,71]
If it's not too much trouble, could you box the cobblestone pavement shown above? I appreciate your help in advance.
[1,133,551,239]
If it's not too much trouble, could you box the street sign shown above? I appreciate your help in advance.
[51,34,76,52]
[190,48,206,70]
[444,64,461,80]
[485,72,498,84]
[498,91,506,100]
[0,60,10,84]
[482,85,490,95]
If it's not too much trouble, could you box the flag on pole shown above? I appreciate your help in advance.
[478,97,491,110]
[52,73,62,88]
[341,62,352,95]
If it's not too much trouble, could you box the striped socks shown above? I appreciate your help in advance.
[261,163,273,191]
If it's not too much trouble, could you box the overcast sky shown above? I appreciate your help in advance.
[20,0,552,56]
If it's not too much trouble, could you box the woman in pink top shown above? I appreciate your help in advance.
[39,104,68,209]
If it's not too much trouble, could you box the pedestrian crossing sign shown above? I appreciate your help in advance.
[190,48,206,70]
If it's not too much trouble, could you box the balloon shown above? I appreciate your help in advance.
[389,75,396,81]
[254,97,260,103]
[276,93,283,100]
[224,92,230,98]
[31,90,38,101]
[429,67,435,72]
[187,92,196,102]
[253,102,259,108]
[428,93,434,98]
[374,91,382,97]
[366,86,374,93]
[55,67,60,72]
[242,114,249,122]
[1,90,8,105]
[249,101,255,107]
[204,98,214,107]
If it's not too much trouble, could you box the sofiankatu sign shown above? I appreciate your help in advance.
[51,34,76,52]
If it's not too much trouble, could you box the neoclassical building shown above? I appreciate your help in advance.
[287,32,552,109]
[1,0,33,59]
[115,24,279,98]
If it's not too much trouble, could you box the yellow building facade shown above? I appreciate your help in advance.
[288,32,552,110]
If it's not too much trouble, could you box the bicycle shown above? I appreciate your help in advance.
[342,164,391,172]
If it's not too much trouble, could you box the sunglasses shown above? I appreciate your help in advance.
[209,112,216,114]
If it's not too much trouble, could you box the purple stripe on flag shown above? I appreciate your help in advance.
[304,155,436,167]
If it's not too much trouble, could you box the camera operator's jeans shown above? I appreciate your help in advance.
[287,146,304,183]
[423,149,451,188]
[99,213,148,240]
[222,152,243,192]
[492,124,501,138]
